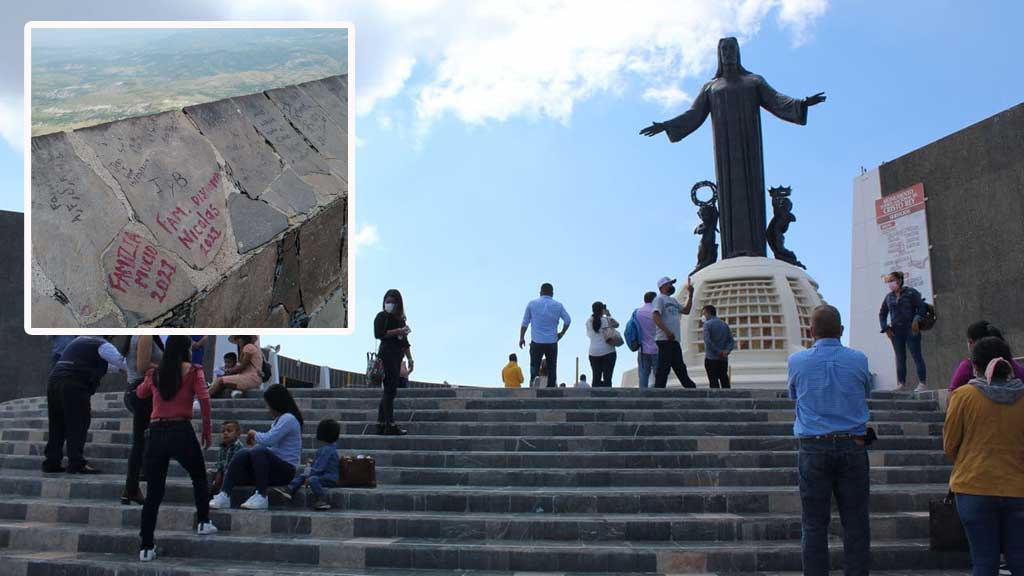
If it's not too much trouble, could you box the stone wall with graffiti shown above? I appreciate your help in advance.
[29,75,348,328]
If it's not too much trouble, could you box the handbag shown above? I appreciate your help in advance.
[339,455,376,488]
[602,324,625,348]
[367,352,384,386]
[928,490,968,551]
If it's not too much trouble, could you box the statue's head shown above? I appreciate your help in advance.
[715,37,748,77]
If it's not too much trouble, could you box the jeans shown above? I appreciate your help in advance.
[956,493,1024,575]
[222,446,296,496]
[377,347,404,426]
[798,437,871,576]
[140,421,209,549]
[891,330,926,385]
[637,353,657,389]
[530,342,558,388]
[654,340,696,388]
[125,383,152,493]
[43,374,92,471]
[704,358,730,389]
[288,473,337,499]
[588,352,617,387]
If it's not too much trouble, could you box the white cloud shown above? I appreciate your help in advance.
[353,223,379,249]
[223,0,828,132]
[0,94,24,151]
[642,86,692,110]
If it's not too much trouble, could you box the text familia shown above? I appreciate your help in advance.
[107,231,178,304]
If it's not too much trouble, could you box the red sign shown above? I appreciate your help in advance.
[875,182,925,224]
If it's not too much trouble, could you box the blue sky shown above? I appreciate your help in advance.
[3,1,1022,386]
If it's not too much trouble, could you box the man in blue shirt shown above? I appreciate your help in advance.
[701,305,735,389]
[520,283,571,388]
[788,305,873,576]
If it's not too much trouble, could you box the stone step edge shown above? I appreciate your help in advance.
[3,495,936,522]
[0,454,954,474]
[0,520,953,552]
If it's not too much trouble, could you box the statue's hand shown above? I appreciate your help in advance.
[639,121,665,137]
[805,92,826,107]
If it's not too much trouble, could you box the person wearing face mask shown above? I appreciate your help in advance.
[878,271,929,392]
[651,276,697,388]
[949,321,1024,392]
[943,336,1024,575]
[375,289,412,435]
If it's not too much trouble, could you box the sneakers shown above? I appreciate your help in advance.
[271,486,293,502]
[196,521,218,535]
[240,492,269,510]
[209,491,231,509]
[139,547,156,562]
[230,390,244,399]
[313,498,331,511]
[914,383,929,393]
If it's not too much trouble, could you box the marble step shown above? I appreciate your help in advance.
[0,428,947,452]
[0,472,951,514]
[0,550,975,575]
[0,496,936,542]
[0,521,970,573]
[0,441,953,468]
[0,418,945,438]
[4,406,948,423]
[0,453,954,487]
[0,395,941,413]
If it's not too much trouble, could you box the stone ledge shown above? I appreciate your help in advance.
[30,75,349,328]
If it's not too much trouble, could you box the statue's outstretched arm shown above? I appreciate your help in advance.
[640,84,710,142]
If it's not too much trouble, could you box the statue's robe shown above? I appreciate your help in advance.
[663,74,807,258]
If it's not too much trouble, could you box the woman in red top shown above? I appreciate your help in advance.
[135,336,218,562]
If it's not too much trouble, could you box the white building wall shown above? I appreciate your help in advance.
[849,169,898,389]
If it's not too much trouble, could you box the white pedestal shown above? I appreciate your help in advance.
[621,257,826,389]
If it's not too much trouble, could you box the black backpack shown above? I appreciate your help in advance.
[919,302,938,331]
[261,359,273,382]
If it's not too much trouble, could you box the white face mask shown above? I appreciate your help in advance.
[384,303,396,314]
[887,281,900,292]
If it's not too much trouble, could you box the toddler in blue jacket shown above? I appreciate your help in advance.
[278,418,340,510]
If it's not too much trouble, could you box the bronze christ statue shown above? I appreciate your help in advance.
[641,37,825,259]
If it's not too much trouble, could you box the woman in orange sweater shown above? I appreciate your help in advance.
[943,336,1024,575]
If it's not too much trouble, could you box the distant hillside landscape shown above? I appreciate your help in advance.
[32,28,348,136]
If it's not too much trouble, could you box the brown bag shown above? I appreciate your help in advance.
[339,455,376,488]
[928,491,968,551]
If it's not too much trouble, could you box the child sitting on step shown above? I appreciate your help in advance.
[276,418,340,510]
[208,420,244,495]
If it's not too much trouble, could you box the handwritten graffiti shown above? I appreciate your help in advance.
[107,230,179,303]
[46,174,84,223]
[155,171,224,259]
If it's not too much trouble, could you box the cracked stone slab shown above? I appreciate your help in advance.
[101,224,196,326]
[30,132,129,324]
[226,193,289,253]
[183,97,283,200]
[233,92,331,180]
[299,198,346,314]
[297,74,347,131]
[75,111,228,269]
[194,240,278,327]
[261,167,318,216]
[266,84,348,180]
[270,230,301,314]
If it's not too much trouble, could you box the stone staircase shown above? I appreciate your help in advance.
[0,387,970,575]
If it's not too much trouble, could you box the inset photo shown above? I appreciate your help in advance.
[25,22,352,332]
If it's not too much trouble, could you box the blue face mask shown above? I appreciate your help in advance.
[384,303,396,314]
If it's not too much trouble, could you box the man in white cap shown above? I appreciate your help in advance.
[651,277,697,388]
